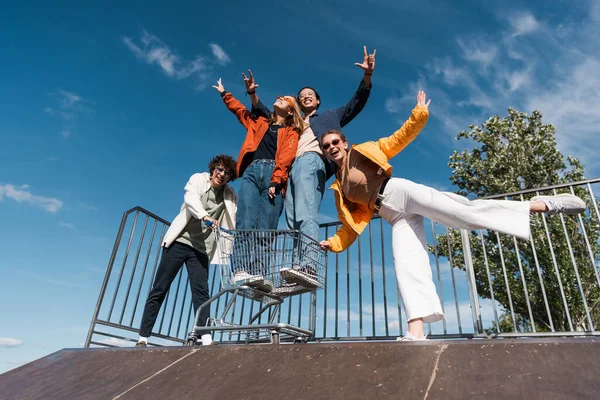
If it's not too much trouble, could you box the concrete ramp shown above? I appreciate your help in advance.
[1,338,599,399]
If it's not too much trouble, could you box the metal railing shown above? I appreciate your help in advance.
[460,178,600,338]
[85,178,600,347]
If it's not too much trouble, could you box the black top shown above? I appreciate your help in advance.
[253,124,282,161]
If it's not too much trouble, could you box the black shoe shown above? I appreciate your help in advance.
[135,341,147,347]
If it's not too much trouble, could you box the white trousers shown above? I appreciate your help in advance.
[378,178,531,323]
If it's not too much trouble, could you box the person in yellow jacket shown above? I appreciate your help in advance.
[318,90,587,341]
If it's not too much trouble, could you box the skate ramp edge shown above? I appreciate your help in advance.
[1,338,599,400]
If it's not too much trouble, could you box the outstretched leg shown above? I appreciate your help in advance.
[380,178,586,240]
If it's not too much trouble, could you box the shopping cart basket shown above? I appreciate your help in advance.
[185,223,327,345]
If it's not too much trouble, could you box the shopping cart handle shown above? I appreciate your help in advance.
[204,219,234,234]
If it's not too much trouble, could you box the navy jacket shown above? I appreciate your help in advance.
[252,78,372,179]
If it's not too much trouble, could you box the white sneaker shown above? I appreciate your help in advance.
[233,271,273,293]
[281,266,320,288]
[396,331,428,341]
[531,194,586,216]
[234,271,264,284]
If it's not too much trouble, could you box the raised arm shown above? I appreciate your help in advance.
[377,91,430,159]
[241,69,272,119]
[336,46,376,127]
[212,78,254,129]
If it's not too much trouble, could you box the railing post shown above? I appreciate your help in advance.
[461,229,483,336]
[309,291,317,340]
[84,210,131,347]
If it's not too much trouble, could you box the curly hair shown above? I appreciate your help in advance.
[208,154,238,182]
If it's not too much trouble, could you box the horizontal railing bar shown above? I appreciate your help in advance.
[482,178,600,199]
[95,320,186,344]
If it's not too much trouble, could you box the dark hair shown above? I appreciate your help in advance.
[208,154,238,182]
[321,129,347,143]
[297,86,321,109]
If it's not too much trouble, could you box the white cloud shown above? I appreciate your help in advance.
[59,221,75,229]
[209,43,231,65]
[428,58,493,109]
[509,12,540,37]
[122,30,208,80]
[457,39,497,67]
[78,202,98,211]
[0,337,24,347]
[384,96,404,114]
[58,90,82,108]
[526,56,600,168]
[45,89,90,138]
[0,184,63,213]
[397,6,600,172]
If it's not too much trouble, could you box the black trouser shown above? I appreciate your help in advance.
[139,241,210,338]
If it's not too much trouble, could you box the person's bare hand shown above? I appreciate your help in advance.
[354,46,376,73]
[242,69,259,93]
[416,90,430,108]
[268,186,276,199]
[202,216,219,230]
[212,78,225,93]
[319,240,331,250]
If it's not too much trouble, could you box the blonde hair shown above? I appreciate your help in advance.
[271,96,306,134]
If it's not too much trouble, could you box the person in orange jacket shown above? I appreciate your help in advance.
[318,90,587,341]
[213,78,302,290]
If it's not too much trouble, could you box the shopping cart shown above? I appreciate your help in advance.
[185,223,327,345]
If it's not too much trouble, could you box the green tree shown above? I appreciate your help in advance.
[434,108,600,333]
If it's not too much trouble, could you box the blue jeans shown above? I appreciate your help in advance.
[233,159,284,275]
[285,152,326,239]
[236,159,284,230]
[285,152,326,267]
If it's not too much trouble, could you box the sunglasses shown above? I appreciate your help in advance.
[277,96,295,109]
[322,138,341,150]
[215,167,232,178]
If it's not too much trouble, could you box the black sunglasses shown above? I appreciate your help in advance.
[322,138,341,150]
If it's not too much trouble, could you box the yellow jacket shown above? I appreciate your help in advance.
[327,105,429,252]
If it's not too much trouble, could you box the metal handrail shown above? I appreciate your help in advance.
[85,178,600,347]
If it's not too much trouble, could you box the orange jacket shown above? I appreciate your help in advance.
[327,105,429,252]
[222,92,298,192]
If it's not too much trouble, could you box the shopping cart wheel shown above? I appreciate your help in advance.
[185,338,196,347]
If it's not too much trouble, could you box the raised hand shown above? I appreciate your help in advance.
[354,46,376,74]
[212,78,225,93]
[416,90,431,108]
[242,69,259,93]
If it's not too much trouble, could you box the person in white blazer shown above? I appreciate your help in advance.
[136,154,238,347]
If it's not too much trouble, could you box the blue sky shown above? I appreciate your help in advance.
[2,0,600,373]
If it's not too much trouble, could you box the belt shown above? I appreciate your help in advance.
[373,178,390,215]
